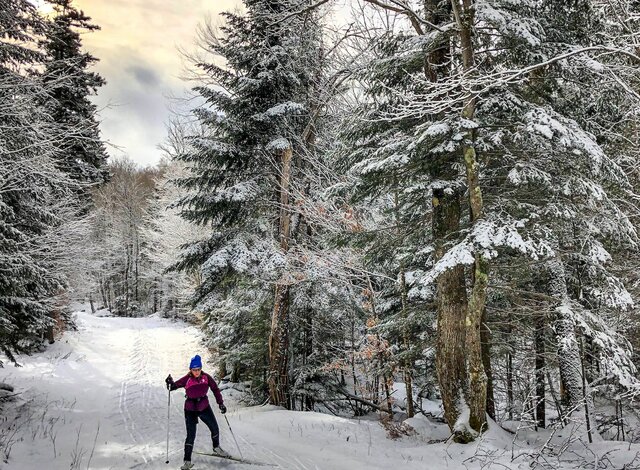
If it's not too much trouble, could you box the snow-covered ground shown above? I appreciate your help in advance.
[1,311,640,470]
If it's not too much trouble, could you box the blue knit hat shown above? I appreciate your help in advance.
[189,355,202,369]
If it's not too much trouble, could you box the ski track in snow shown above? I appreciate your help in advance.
[0,312,216,470]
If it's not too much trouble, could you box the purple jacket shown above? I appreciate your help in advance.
[171,372,224,412]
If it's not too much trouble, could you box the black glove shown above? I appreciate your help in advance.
[219,403,227,414]
[165,374,174,390]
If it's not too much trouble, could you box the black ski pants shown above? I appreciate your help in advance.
[184,405,219,462]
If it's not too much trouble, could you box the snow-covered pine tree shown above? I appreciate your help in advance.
[343,0,488,441]
[591,1,640,379]
[467,0,640,432]
[174,0,324,406]
[41,0,108,199]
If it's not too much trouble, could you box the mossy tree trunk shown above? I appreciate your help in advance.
[451,0,488,437]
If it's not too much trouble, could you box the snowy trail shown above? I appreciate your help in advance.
[0,312,414,470]
[0,311,208,470]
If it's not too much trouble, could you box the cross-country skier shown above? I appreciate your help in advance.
[165,354,230,470]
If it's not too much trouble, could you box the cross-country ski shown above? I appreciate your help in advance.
[194,451,275,467]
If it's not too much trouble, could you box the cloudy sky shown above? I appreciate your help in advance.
[38,0,242,167]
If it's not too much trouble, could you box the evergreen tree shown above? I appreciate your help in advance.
[174,0,324,406]
[471,0,639,430]
[42,0,108,196]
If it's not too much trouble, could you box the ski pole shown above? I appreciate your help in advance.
[223,414,243,460]
[166,389,171,464]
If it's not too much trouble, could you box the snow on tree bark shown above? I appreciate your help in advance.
[548,260,596,433]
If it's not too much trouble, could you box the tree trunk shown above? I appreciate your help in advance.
[107,280,113,313]
[302,303,314,411]
[351,317,359,404]
[231,362,241,383]
[124,243,131,316]
[481,307,495,421]
[579,335,593,443]
[269,284,291,406]
[452,0,488,436]
[399,270,415,418]
[218,360,228,380]
[547,368,565,425]
[555,304,585,410]
[535,310,546,428]
[134,232,140,303]
[99,278,107,309]
[433,186,470,442]
[46,318,55,344]
[89,293,96,314]
[268,145,293,408]
[548,260,596,432]
[507,310,514,420]
[507,351,514,421]
[153,281,158,313]
[466,257,488,434]
[422,0,476,442]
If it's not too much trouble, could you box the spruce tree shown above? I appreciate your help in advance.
[174,0,324,406]
[42,0,108,196]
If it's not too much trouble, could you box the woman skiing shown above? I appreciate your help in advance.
[165,354,230,470]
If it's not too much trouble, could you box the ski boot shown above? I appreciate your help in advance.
[212,446,231,459]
